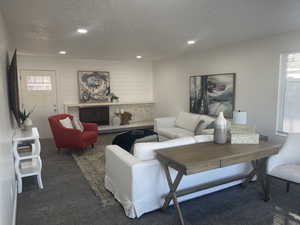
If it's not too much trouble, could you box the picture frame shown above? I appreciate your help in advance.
[78,71,110,103]
[189,73,236,118]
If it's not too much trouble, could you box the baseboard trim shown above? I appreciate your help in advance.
[12,185,17,225]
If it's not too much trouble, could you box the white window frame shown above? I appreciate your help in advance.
[276,52,300,136]
[26,75,52,91]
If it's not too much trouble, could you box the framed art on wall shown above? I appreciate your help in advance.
[190,73,236,118]
[78,71,110,103]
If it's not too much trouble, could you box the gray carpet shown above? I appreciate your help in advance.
[17,136,300,225]
[72,141,117,208]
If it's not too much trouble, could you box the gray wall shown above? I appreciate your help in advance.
[153,31,300,142]
[0,10,16,225]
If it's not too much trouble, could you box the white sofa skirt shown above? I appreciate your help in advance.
[105,146,252,219]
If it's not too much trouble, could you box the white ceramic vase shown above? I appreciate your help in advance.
[214,112,227,144]
[24,118,33,127]
[21,118,33,131]
[112,115,121,126]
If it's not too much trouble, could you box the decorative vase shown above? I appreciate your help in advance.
[24,118,33,127]
[20,118,32,131]
[214,112,227,144]
[112,114,121,126]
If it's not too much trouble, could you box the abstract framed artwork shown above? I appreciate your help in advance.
[78,71,110,103]
[190,73,236,118]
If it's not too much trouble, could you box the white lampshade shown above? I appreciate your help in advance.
[233,111,247,124]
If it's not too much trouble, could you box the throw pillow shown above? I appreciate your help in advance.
[175,112,202,132]
[206,121,215,129]
[194,120,205,135]
[72,117,84,132]
[59,117,73,129]
[197,115,216,131]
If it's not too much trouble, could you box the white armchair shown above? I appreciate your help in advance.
[266,133,300,200]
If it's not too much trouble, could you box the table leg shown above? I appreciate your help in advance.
[241,160,257,187]
[264,174,271,201]
[162,164,185,225]
[256,158,269,200]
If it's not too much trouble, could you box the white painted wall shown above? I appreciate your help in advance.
[153,31,300,142]
[18,55,154,138]
[0,10,16,225]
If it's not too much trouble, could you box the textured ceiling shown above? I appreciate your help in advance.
[1,0,300,60]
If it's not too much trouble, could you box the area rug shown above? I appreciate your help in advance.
[72,144,118,208]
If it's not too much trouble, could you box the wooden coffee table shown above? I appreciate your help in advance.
[156,142,280,225]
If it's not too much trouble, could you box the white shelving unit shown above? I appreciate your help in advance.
[13,127,43,193]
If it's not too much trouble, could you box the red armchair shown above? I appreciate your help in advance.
[48,114,98,151]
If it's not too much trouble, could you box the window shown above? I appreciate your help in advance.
[26,76,52,91]
[277,53,300,134]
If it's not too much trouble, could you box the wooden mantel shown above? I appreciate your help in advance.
[64,101,155,113]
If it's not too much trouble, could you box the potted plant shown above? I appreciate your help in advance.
[19,107,35,130]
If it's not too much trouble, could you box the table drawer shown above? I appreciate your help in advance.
[221,151,269,167]
[187,160,220,175]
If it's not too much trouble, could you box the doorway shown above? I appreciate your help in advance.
[20,70,58,138]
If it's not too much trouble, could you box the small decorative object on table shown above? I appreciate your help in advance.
[19,107,35,131]
[111,110,121,126]
[230,124,259,144]
[233,110,247,124]
[120,111,132,125]
[214,112,227,144]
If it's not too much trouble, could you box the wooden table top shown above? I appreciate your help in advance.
[156,142,281,175]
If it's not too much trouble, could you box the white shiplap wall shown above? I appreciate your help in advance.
[18,56,154,114]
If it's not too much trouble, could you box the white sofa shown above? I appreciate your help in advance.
[105,135,251,218]
[154,112,215,140]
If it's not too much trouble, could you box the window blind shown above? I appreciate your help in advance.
[277,53,300,134]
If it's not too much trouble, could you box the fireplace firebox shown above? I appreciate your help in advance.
[79,106,109,125]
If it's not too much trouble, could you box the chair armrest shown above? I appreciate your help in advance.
[105,144,162,205]
[154,117,176,131]
[105,145,141,200]
[82,122,98,131]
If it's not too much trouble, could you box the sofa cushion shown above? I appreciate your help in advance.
[158,127,194,139]
[175,112,201,132]
[133,136,196,160]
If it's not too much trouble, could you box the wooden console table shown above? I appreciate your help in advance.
[156,142,280,225]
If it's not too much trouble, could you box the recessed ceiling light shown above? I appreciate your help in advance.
[77,28,88,34]
[136,55,143,59]
[59,51,67,55]
[187,40,196,45]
